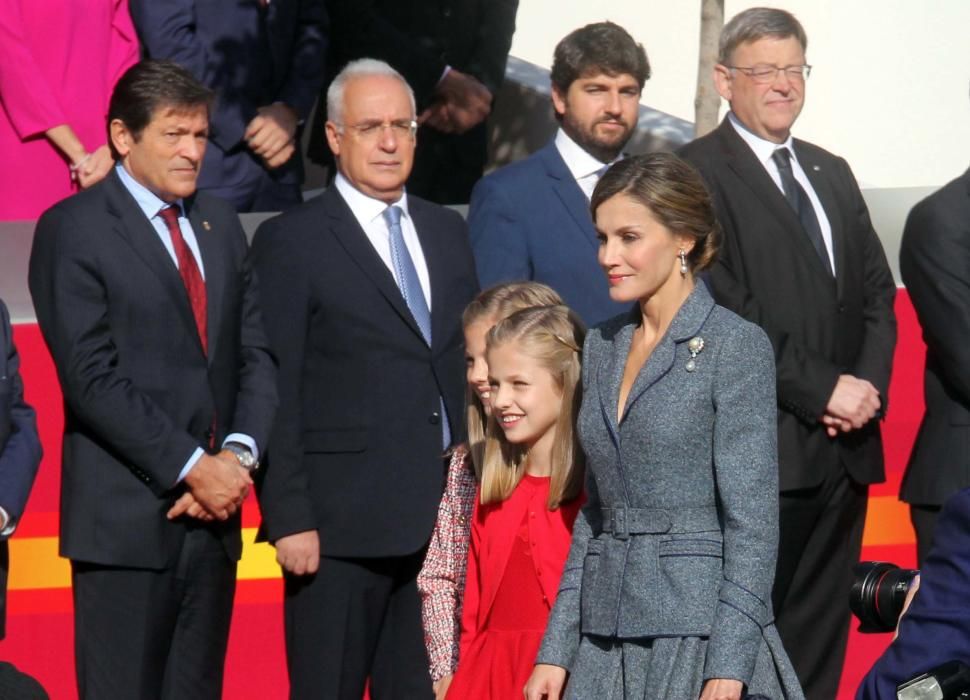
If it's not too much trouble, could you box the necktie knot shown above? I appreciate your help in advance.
[771,147,793,171]
[158,205,180,228]
[383,205,403,229]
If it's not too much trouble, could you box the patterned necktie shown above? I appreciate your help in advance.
[382,205,450,448]
[158,205,208,354]
[771,148,833,275]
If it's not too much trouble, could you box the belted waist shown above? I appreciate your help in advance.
[600,505,719,539]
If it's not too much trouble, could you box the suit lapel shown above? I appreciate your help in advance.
[796,141,845,297]
[103,172,203,352]
[717,121,834,284]
[186,196,224,362]
[325,189,427,344]
[597,316,635,442]
[540,143,599,252]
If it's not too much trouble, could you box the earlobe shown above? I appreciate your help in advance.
[109,119,129,158]
[551,86,567,118]
[324,122,341,158]
[713,65,733,101]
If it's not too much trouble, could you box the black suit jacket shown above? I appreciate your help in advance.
[679,118,896,491]
[899,169,970,506]
[251,186,478,557]
[0,300,42,639]
[131,0,328,194]
[28,170,278,568]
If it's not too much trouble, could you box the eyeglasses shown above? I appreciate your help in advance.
[338,119,418,140]
[726,64,812,84]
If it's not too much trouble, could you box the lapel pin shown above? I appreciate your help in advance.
[202,220,211,231]
[686,336,705,372]
[812,165,821,172]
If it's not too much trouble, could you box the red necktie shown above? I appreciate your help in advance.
[158,206,208,354]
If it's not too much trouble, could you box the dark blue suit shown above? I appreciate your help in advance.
[857,487,970,699]
[0,299,42,640]
[130,0,327,211]
[468,139,630,326]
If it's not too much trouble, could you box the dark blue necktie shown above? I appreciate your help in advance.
[772,148,833,275]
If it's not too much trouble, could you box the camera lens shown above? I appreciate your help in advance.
[849,561,920,633]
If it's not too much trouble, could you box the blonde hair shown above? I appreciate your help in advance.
[463,283,564,477]
[479,305,586,510]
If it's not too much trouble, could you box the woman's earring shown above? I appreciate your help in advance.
[679,249,688,277]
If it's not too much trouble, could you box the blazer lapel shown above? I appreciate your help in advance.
[325,189,427,344]
[103,172,203,352]
[621,286,716,422]
[540,143,599,252]
[717,121,834,283]
[186,196,224,362]
[597,314,636,442]
[796,141,845,296]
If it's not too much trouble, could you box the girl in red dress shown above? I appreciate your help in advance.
[447,305,586,699]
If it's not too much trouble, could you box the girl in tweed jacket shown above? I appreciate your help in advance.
[417,282,564,699]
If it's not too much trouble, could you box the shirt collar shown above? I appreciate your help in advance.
[334,172,410,227]
[727,111,797,168]
[554,128,614,181]
[115,163,185,220]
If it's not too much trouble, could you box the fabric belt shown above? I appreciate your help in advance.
[600,505,719,540]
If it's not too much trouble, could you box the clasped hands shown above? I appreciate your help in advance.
[821,374,881,437]
[167,450,252,522]
[419,68,493,134]
[245,102,299,169]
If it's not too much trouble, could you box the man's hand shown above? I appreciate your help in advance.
[823,374,881,436]
[76,145,114,189]
[167,491,215,521]
[245,103,298,169]
[524,663,567,700]
[699,678,744,700]
[275,529,320,576]
[419,69,492,134]
[184,452,252,520]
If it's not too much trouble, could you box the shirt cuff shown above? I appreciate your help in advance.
[223,433,259,461]
[177,447,206,484]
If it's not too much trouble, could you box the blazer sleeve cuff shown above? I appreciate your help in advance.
[703,598,764,684]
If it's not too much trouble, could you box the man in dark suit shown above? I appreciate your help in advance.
[678,8,896,699]
[857,487,970,699]
[469,22,649,326]
[29,61,278,700]
[252,59,477,700]
[310,0,519,205]
[0,299,42,641]
[130,0,327,212]
[899,169,970,566]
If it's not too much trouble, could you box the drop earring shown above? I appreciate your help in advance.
[679,249,688,277]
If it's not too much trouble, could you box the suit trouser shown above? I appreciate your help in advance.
[910,503,943,568]
[284,549,433,700]
[72,526,236,700]
[772,462,868,700]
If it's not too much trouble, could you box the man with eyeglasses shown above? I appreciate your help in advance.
[680,7,896,699]
[251,58,478,699]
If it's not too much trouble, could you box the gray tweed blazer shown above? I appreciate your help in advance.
[537,283,781,684]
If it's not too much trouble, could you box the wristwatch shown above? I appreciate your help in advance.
[224,442,259,473]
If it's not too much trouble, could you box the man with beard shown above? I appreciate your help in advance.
[468,22,649,326]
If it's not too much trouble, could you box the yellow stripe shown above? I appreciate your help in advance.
[10,528,280,591]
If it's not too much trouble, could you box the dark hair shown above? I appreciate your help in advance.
[550,22,650,96]
[591,153,720,273]
[107,60,214,159]
[718,7,807,64]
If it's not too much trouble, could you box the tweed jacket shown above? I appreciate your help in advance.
[536,284,782,684]
[417,447,477,681]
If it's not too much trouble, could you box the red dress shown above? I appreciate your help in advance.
[447,474,582,699]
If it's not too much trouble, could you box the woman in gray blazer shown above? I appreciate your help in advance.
[525,153,803,700]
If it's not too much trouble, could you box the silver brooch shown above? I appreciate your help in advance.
[686,336,705,372]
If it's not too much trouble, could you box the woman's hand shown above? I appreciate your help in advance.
[433,674,453,700]
[699,678,743,700]
[76,145,114,189]
[524,664,567,700]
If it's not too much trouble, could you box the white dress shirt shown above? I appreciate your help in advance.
[115,164,258,481]
[554,128,617,201]
[334,173,432,309]
[728,112,836,274]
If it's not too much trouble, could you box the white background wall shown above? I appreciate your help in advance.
[510,1,970,189]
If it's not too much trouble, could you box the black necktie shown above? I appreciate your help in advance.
[771,148,832,275]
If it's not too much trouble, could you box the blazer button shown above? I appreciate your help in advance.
[428,412,440,425]
[838,304,846,313]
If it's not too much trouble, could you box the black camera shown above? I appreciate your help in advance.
[850,561,920,633]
